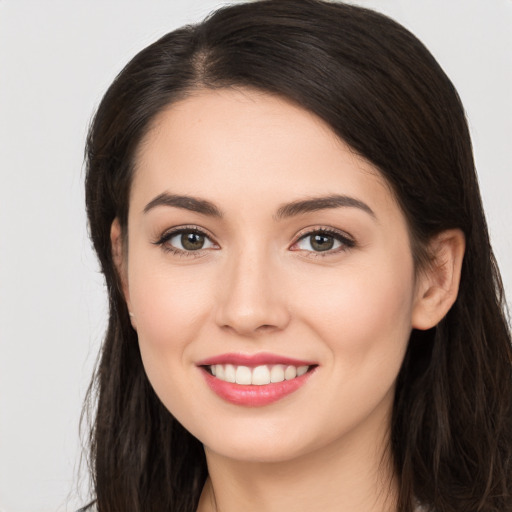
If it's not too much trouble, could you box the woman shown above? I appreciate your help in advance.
[81,0,512,510]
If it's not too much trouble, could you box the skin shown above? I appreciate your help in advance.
[111,88,465,512]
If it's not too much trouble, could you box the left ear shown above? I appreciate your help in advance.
[412,229,465,330]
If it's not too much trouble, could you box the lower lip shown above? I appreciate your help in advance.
[201,368,316,407]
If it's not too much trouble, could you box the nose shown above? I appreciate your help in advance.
[214,245,291,337]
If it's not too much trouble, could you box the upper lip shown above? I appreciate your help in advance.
[196,352,317,367]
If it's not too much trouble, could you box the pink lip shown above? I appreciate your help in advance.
[196,352,316,367]
[197,353,318,407]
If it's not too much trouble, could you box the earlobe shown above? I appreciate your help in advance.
[412,229,465,330]
[110,218,136,328]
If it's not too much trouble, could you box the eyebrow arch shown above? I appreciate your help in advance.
[143,192,223,217]
[275,194,376,220]
[143,192,375,220]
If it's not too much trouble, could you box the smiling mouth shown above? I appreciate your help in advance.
[197,353,318,406]
[205,364,312,385]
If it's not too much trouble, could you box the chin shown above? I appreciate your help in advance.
[204,436,311,464]
[195,415,335,465]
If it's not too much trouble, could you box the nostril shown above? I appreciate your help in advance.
[214,286,291,334]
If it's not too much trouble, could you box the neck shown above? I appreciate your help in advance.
[197,423,397,512]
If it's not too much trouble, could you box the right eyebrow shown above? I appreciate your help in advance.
[143,192,223,218]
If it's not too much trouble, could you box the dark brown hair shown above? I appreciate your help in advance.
[83,1,512,510]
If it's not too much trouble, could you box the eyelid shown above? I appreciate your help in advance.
[152,224,354,257]
[154,224,215,243]
[153,225,219,256]
[290,226,356,254]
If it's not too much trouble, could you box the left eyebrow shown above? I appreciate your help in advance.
[274,194,376,220]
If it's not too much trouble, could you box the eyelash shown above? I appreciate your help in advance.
[153,226,218,258]
[292,227,355,258]
[153,226,355,258]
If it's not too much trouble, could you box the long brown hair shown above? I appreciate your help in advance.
[83,1,512,510]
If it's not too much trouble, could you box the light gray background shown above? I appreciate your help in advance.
[0,1,510,511]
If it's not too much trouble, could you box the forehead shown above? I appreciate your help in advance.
[130,88,396,219]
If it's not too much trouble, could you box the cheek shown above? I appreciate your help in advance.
[127,261,215,418]
[298,252,416,364]
[126,256,216,384]
[130,261,209,332]
[293,255,415,433]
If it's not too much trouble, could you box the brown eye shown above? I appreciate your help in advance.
[293,229,355,254]
[181,232,206,250]
[310,234,335,251]
[159,229,217,253]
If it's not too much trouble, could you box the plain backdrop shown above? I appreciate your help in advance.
[0,1,510,511]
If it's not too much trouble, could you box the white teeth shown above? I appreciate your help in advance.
[284,365,297,380]
[224,364,236,383]
[297,365,308,376]
[270,364,285,383]
[252,365,271,385]
[215,364,225,380]
[209,363,311,385]
[235,365,252,385]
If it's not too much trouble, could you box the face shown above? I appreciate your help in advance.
[117,88,427,464]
